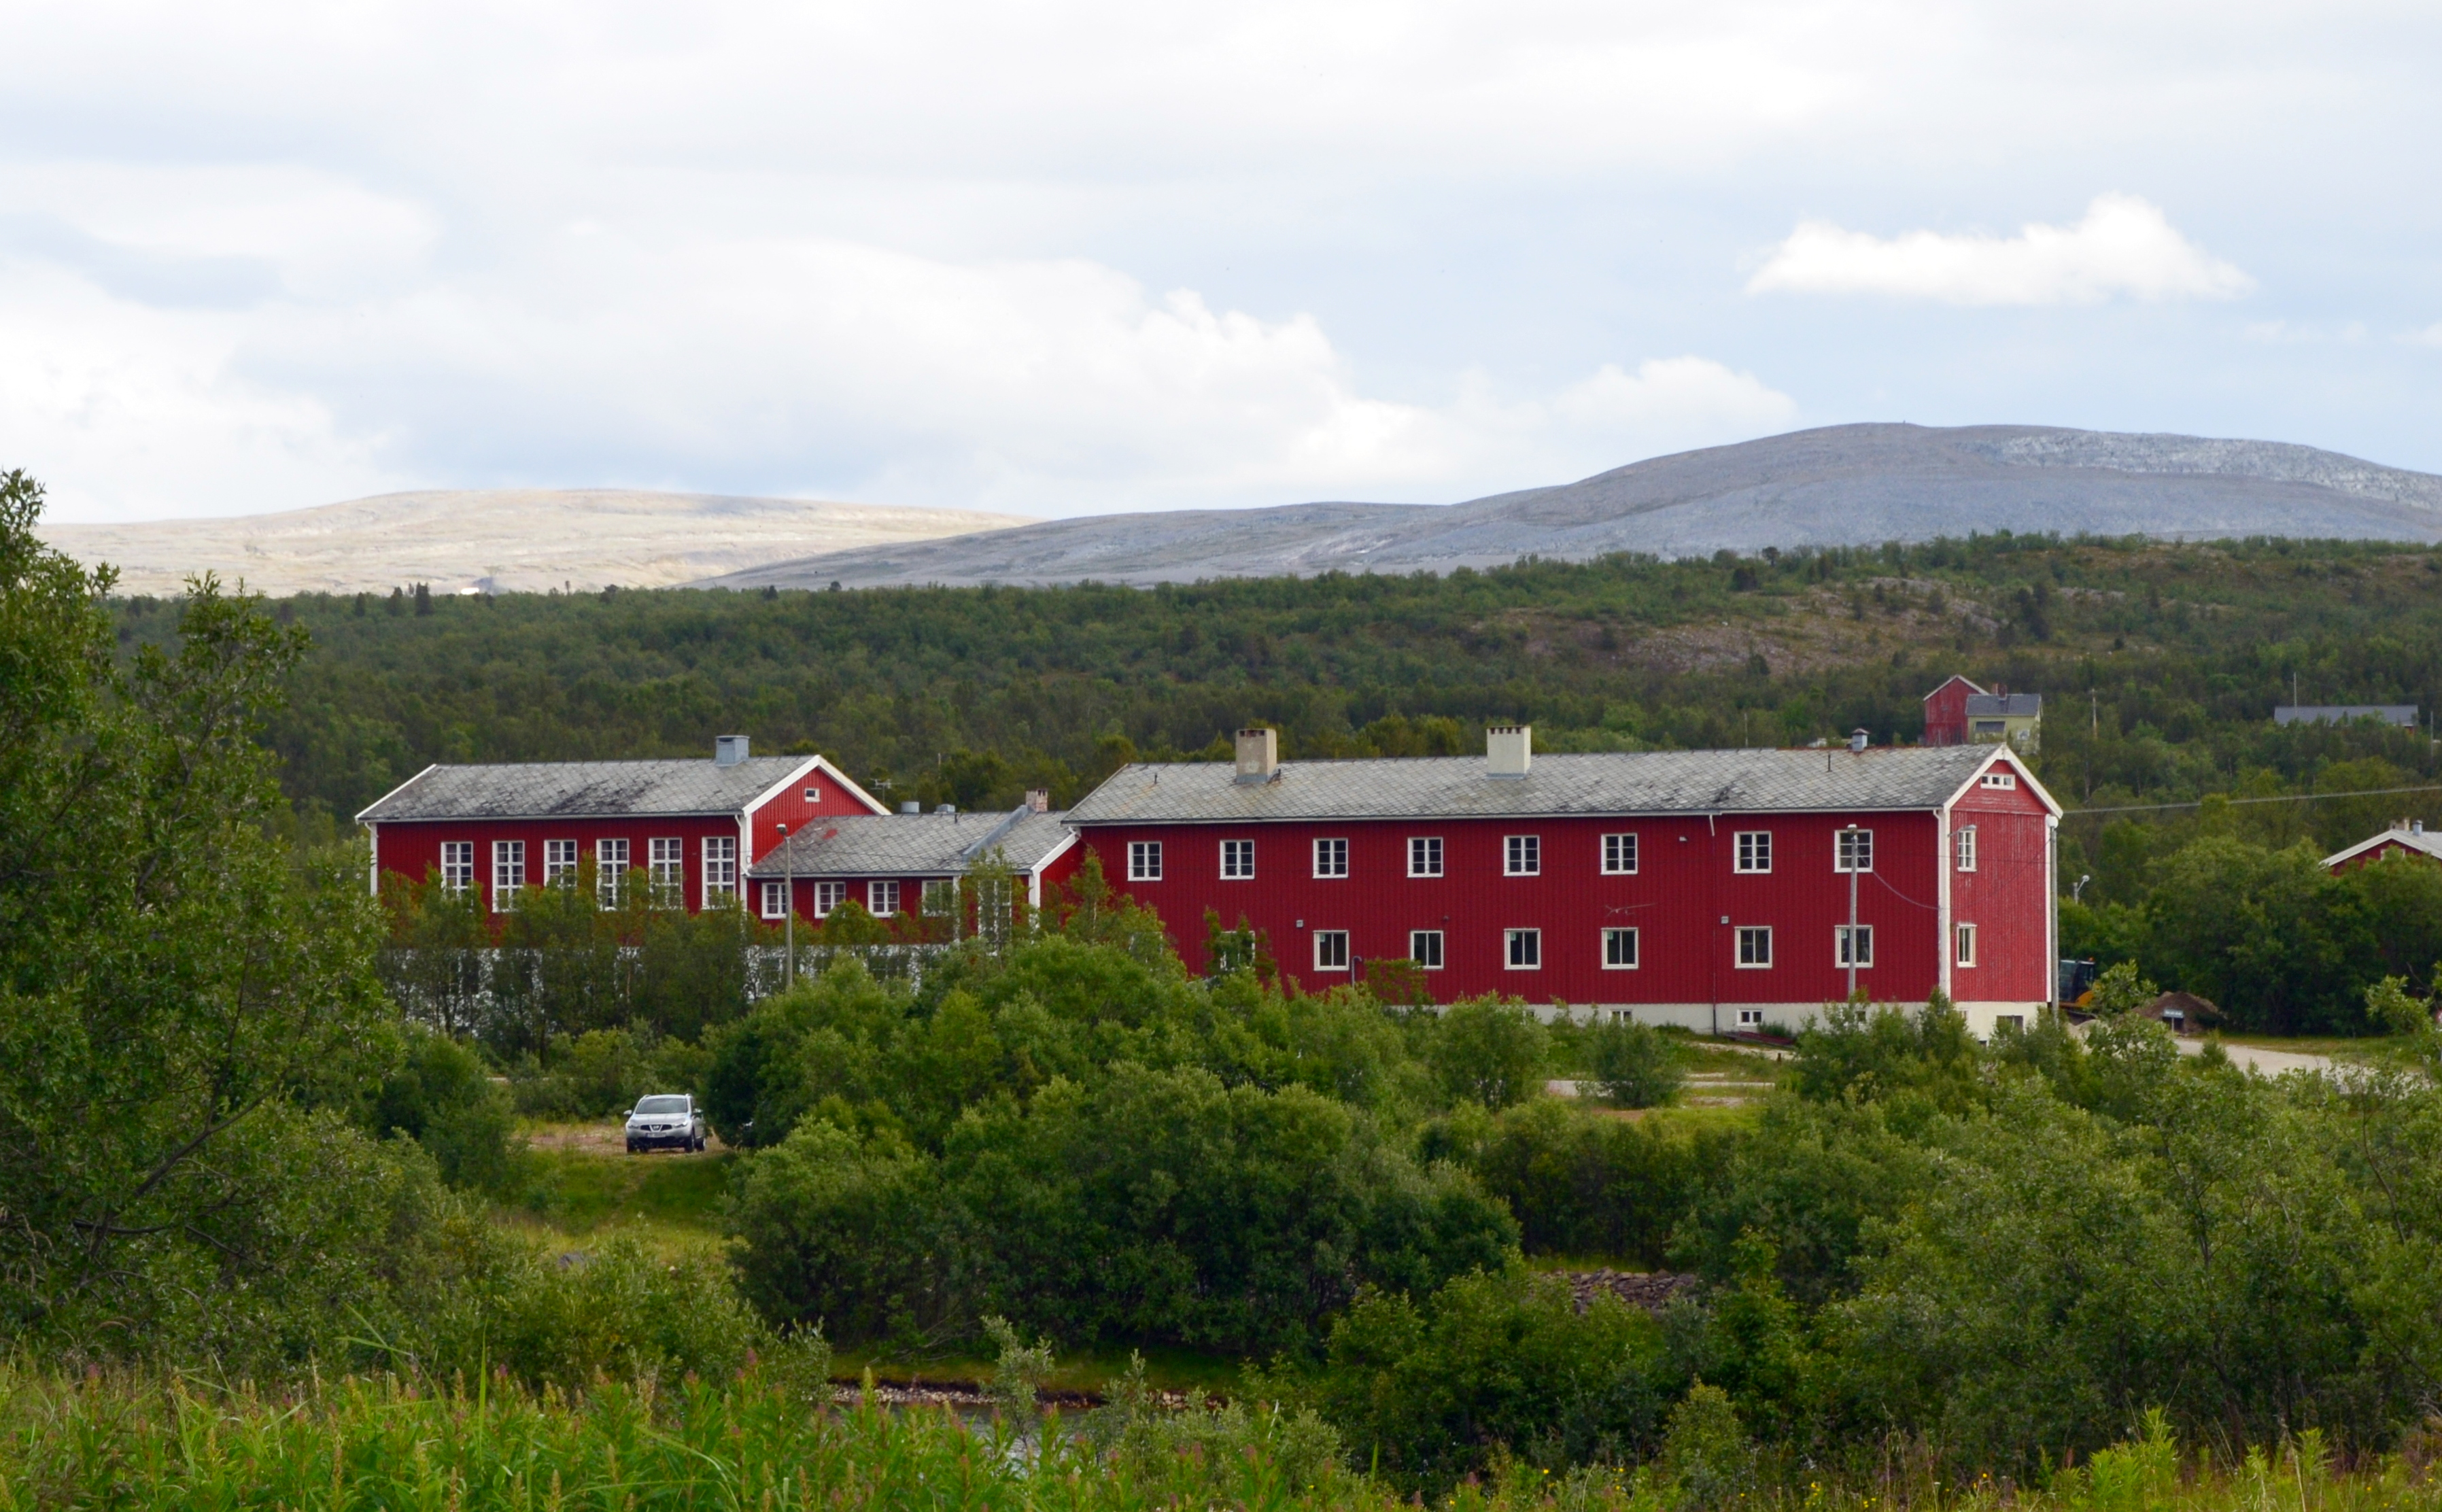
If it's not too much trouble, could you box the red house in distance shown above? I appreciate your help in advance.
[358,736,887,914]
[1067,726,2059,1038]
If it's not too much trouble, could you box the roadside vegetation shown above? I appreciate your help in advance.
[24,471,2442,1507]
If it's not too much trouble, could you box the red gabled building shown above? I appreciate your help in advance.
[746,800,1083,925]
[358,736,887,914]
[1065,726,2059,1037]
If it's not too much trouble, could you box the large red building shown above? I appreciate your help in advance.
[358,736,887,912]
[1065,727,2059,1037]
[747,800,1083,925]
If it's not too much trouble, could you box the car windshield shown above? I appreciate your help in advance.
[635,1096,689,1115]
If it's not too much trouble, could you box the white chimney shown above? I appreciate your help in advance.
[714,734,750,766]
[1849,728,1869,753]
[1234,727,1278,783]
[1487,725,1532,778]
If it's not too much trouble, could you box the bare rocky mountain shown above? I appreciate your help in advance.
[701,424,2442,590]
[39,488,1030,598]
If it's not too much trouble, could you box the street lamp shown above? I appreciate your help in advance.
[1841,823,1862,1001]
[2073,874,2091,906]
[775,821,793,990]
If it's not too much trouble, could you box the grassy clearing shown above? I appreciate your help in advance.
[505,1120,734,1254]
[831,1344,1245,1398]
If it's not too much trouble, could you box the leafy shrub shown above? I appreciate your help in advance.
[1587,1018,1686,1109]
[1426,997,1551,1109]
[1440,1098,1701,1265]
[373,1027,522,1193]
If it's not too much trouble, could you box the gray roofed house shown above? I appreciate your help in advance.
[358,755,853,823]
[1964,693,2043,719]
[749,808,1077,880]
[1064,744,2050,827]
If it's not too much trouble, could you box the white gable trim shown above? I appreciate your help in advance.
[2322,829,2442,869]
[744,754,891,817]
[354,763,438,826]
[1940,747,2063,819]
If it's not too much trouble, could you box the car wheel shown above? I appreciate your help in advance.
[625,1141,638,1154]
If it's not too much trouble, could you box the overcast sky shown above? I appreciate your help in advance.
[7,0,2440,522]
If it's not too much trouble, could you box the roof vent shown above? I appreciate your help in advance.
[1025,789,1050,813]
[899,801,921,814]
[2417,820,2428,837]
[1487,725,1531,779]
[715,734,750,766]
[938,804,957,815]
[1849,728,1869,754]
[1234,727,1278,783]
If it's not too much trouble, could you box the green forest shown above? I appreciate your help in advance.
[30,470,2442,1508]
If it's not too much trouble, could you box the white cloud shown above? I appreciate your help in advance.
[2402,322,2442,348]
[1747,194,2255,306]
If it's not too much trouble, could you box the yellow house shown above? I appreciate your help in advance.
[1965,691,2041,753]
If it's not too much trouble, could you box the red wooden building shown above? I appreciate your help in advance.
[358,736,887,912]
[2322,821,2442,874]
[1065,726,2059,1037]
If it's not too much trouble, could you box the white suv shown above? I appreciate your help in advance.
[624,1094,708,1154]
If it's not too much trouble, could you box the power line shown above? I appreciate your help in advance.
[2067,783,2442,818]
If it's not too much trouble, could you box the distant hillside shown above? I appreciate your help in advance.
[38,489,1031,597]
[700,424,2442,589]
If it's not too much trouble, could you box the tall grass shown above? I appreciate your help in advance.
[3,1366,2439,1512]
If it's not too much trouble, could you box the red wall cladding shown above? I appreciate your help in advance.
[1946,778,2053,1003]
[1081,809,1950,1006]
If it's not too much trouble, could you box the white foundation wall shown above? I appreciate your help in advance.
[1523,999,2052,1040]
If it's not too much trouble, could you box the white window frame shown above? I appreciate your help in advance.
[1981,771,2017,790]
[1505,928,1541,969]
[1313,838,1349,878]
[441,841,475,895]
[812,880,846,917]
[1956,922,1978,967]
[491,839,525,912]
[649,838,685,908]
[1955,825,1978,872]
[1221,838,1256,880]
[1408,836,1443,878]
[1129,841,1163,882]
[1836,925,1874,969]
[868,880,901,916]
[1313,929,1351,971]
[921,878,956,916]
[702,836,739,908]
[1409,929,1444,969]
[1736,925,1772,967]
[1835,828,1874,874]
[804,785,821,802]
[1504,835,1541,876]
[596,838,628,906]
[759,880,789,920]
[1735,1008,1765,1028]
[1734,831,1772,874]
[544,838,580,889]
[1602,834,1638,875]
[1603,927,1639,969]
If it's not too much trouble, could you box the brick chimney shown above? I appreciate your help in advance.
[1025,789,1051,813]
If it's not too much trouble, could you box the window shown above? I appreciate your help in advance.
[759,880,789,919]
[1506,928,1541,969]
[1129,841,1163,881]
[1221,839,1255,879]
[441,841,475,895]
[545,838,579,888]
[1955,923,1978,967]
[1736,926,1772,967]
[596,838,628,906]
[1835,828,1874,873]
[1602,834,1638,874]
[812,880,845,917]
[649,838,684,907]
[1734,831,1772,873]
[491,840,525,911]
[1836,925,1874,969]
[804,785,821,802]
[1505,835,1541,876]
[1955,825,1978,872]
[1735,1008,1765,1028]
[1408,836,1443,877]
[921,878,956,916]
[974,878,1014,946]
[868,880,900,915]
[703,836,738,906]
[1981,771,2017,790]
[1313,838,1349,878]
[1313,930,1350,970]
[1603,927,1639,969]
[1410,929,1444,969]
[1995,1014,2025,1032]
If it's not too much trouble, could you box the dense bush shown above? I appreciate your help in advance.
[1428,1099,1704,1266]
[1585,1018,1687,1108]
[371,1027,522,1192]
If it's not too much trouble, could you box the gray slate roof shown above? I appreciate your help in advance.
[359,757,812,823]
[1965,693,2042,717]
[1066,746,2010,827]
[749,810,1074,878]
[2275,704,2419,727]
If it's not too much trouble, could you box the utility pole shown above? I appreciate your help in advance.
[776,821,793,990]
[1843,823,1861,1000]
